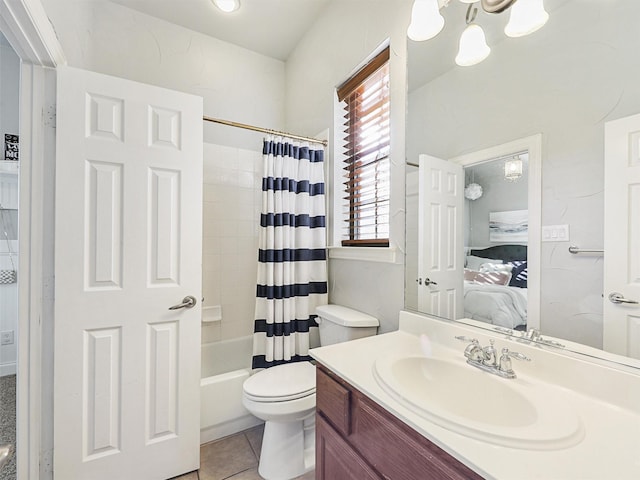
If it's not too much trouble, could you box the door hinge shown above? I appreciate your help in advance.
[40,448,53,477]
[44,104,56,128]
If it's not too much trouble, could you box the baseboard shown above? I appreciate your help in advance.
[200,415,263,445]
[0,363,16,376]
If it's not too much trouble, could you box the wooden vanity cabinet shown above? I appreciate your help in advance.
[316,364,484,480]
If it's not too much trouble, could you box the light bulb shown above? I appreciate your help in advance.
[504,0,549,38]
[504,158,523,180]
[455,24,491,67]
[212,0,240,13]
[407,0,445,42]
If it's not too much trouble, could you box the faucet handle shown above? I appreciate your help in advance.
[455,335,478,344]
[538,337,565,348]
[526,328,541,341]
[502,348,531,362]
[498,348,531,378]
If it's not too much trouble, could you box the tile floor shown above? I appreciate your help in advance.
[171,424,315,480]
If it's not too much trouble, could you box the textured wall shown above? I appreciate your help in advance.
[41,0,285,150]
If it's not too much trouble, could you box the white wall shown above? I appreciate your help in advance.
[0,35,20,375]
[202,142,262,345]
[465,161,529,248]
[407,1,640,348]
[41,0,286,150]
[285,0,412,333]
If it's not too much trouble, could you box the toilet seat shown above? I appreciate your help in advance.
[243,361,316,403]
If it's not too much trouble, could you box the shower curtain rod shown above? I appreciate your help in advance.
[203,115,328,147]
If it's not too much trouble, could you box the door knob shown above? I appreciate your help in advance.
[424,277,438,286]
[168,295,197,310]
[608,292,639,305]
[0,444,12,470]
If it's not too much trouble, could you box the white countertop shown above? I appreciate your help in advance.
[310,311,640,480]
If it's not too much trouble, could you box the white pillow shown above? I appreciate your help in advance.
[479,262,513,274]
[472,271,512,286]
[466,255,502,270]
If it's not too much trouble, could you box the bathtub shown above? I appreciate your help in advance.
[200,335,262,444]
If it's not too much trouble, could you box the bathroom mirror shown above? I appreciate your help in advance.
[405,0,640,365]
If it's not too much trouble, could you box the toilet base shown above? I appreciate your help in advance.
[258,414,315,480]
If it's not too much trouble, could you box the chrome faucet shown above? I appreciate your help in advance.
[492,326,566,349]
[456,336,531,379]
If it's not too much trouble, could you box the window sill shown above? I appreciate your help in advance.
[327,246,397,264]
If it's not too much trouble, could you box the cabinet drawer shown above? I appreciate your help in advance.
[316,367,351,436]
[316,415,381,480]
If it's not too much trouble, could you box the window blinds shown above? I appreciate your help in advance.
[337,47,390,247]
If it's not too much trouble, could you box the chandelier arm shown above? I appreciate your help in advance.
[481,0,518,14]
[465,3,478,24]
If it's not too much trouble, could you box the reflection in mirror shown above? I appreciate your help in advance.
[462,155,529,330]
[405,0,640,365]
[407,149,532,329]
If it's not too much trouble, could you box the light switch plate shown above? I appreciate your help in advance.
[542,224,570,242]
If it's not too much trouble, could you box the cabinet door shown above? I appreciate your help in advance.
[317,416,381,480]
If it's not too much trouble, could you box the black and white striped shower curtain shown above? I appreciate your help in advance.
[251,136,328,370]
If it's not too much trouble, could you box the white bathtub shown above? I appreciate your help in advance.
[200,335,262,444]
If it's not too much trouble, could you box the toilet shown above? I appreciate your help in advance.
[242,304,379,480]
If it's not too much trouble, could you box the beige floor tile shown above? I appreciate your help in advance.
[200,433,258,480]
[244,424,264,459]
[226,467,263,479]
[223,467,315,480]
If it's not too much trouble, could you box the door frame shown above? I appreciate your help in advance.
[449,134,542,330]
[0,0,65,478]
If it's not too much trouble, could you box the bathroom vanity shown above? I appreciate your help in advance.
[310,311,640,479]
[316,365,481,479]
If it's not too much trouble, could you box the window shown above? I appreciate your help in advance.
[337,47,390,247]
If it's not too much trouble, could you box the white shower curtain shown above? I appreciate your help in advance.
[252,136,328,369]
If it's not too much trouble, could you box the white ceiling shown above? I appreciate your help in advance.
[109,0,330,61]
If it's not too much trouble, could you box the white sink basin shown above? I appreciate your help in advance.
[373,355,584,450]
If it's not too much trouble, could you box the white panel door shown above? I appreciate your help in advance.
[54,66,203,480]
[418,154,464,320]
[604,113,640,359]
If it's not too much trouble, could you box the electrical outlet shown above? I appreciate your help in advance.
[1,331,14,346]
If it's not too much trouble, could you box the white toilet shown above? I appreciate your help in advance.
[242,304,379,480]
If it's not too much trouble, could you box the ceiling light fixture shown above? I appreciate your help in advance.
[455,5,490,67]
[504,156,523,181]
[407,0,445,42]
[504,0,549,38]
[408,0,549,67]
[212,0,240,13]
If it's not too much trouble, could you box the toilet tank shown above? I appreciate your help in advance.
[315,305,379,346]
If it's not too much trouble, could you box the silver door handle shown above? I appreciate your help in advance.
[169,295,197,310]
[0,444,13,470]
[424,277,438,286]
[608,292,639,305]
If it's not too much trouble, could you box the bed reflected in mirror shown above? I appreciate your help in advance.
[406,139,540,332]
[462,156,528,330]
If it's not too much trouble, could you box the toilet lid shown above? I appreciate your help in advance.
[244,362,316,402]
